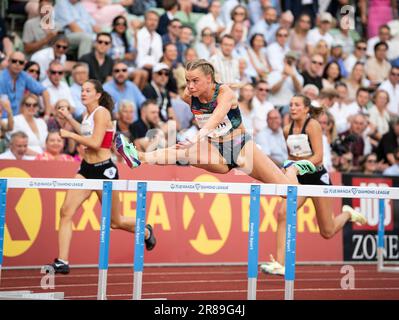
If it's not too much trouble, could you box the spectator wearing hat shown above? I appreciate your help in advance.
[142,62,178,124]
[306,12,334,54]
[268,51,304,114]
[265,27,290,72]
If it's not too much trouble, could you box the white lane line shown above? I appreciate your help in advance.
[2,277,399,291]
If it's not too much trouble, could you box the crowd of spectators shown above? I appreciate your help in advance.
[1,0,399,176]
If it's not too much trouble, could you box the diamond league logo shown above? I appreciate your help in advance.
[53,180,58,188]
[29,181,34,187]
[351,188,358,195]
[170,183,175,190]
[323,188,329,194]
[195,183,201,190]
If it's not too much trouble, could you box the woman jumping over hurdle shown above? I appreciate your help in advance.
[115,59,316,201]
[47,79,156,274]
[260,95,367,276]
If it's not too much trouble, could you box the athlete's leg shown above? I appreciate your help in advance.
[58,174,92,261]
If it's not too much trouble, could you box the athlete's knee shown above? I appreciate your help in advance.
[110,217,123,230]
[277,207,287,223]
[60,206,74,221]
[320,228,335,239]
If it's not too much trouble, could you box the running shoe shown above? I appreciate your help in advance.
[283,159,317,176]
[260,255,285,276]
[342,205,368,226]
[46,259,70,275]
[145,224,156,251]
[115,133,141,168]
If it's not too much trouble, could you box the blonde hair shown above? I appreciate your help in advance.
[185,59,216,83]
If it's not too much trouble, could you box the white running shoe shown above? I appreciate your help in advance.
[342,205,368,226]
[260,255,285,276]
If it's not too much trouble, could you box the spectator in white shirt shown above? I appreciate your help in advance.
[136,10,163,69]
[230,22,248,60]
[379,66,399,116]
[369,89,391,139]
[329,82,360,134]
[306,12,334,54]
[266,27,290,71]
[255,108,287,166]
[0,131,34,160]
[42,61,76,113]
[210,35,240,85]
[31,34,70,81]
[367,25,394,59]
[252,80,274,133]
[194,28,218,60]
[196,0,225,39]
[344,39,368,74]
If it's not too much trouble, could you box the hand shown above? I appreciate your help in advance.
[1,99,12,114]
[58,107,72,120]
[176,138,195,149]
[60,128,71,139]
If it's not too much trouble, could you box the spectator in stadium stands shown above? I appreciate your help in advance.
[159,43,179,95]
[8,0,39,19]
[383,147,399,176]
[268,51,304,114]
[54,0,100,59]
[42,60,76,113]
[230,22,248,61]
[245,33,270,83]
[22,0,59,56]
[24,61,41,81]
[328,43,348,78]
[194,27,218,61]
[136,10,163,70]
[224,4,249,43]
[344,39,368,74]
[210,35,240,85]
[369,89,391,140]
[255,109,287,167]
[196,0,225,39]
[157,0,180,36]
[359,153,381,175]
[322,61,342,90]
[329,82,359,134]
[306,12,334,54]
[0,131,34,160]
[348,87,371,116]
[70,63,89,120]
[345,62,370,102]
[338,113,368,168]
[377,118,399,165]
[252,80,274,133]
[266,27,290,72]
[10,94,48,155]
[0,52,51,116]
[379,66,399,115]
[249,6,279,45]
[367,25,393,59]
[318,110,334,171]
[284,0,318,25]
[0,17,13,60]
[179,26,194,48]
[302,84,319,101]
[34,130,75,161]
[288,13,312,57]
[116,100,136,141]
[365,41,391,87]
[103,61,146,117]
[237,83,255,132]
[31,35,70,81]
[330,21,359,58]
[80,0,126,28]
[47,99,77,155]
[278,10,294,30]
[161,19,185,64]
[301,53,324,90]
[142,62,178,124]
[129,99,166,151]
[79,32,114,84]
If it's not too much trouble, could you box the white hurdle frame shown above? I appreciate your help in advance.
[1,178,399,300]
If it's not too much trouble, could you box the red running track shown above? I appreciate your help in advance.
[1,265,399,300]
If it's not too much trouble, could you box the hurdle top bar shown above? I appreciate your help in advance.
[2,178,399,199]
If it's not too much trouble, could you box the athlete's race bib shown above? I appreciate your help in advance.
[195,113,233,138]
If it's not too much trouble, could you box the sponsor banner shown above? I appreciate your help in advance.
[343,174,399,261]
[1,160,342,266]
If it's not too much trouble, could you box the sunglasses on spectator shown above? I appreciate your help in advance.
[11,59,25,65]
[28,68,40,74]
[50,70,64,75]
[114,68,128,73]
[25,102,38,108]
[157,71,169,76]
[312,60,324,66]
[56,44,68,50]
[257,87,269,92]
[115,21,127,26]
[356,46,367,50]
[97,40,111,45]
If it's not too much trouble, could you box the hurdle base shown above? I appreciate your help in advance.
[133,271,143,300]
[97,269,108,300]
[247,278,257,300]
[377,248,399,273]
[0,291,64,300]
[284,280,294,300]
